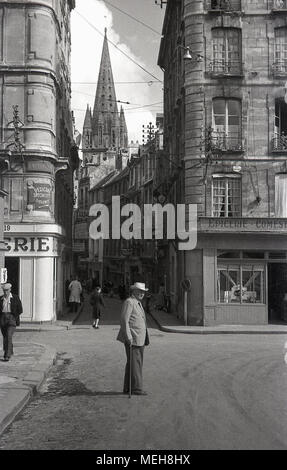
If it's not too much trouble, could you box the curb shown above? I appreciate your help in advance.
[148,311,287,335]
[0,343,57,436]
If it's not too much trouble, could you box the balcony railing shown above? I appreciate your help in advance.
[272,132,287,152]
[272,60,287,75]
[209,60,243,76]
[211,132,244,152]
[206,0,241,12]
[272,0,287,11]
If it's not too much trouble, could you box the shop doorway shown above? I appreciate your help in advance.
[5,257,20,295]
[268,263,287,323]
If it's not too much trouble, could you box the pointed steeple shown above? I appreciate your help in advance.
[83,104,92,129]
[83,105,92,149]
[120,106,128,149]
[93,29,120,149]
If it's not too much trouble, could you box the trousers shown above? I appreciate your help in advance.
[1,325,16,358]
[123,343,145,393]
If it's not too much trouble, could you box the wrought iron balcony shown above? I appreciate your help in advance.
[272,0,287,11]
[206,0,241,12]
[209,60,243,76]
[210,132,244,152]
[272,133,287,152]
[272,60,287,75]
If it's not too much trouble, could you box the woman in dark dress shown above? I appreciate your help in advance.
[89,286,106,329]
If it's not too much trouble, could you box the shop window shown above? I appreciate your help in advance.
[211,28,242,76]
[212,98,242,151]
[275,174,287,216]
[217,265,265,304]
[273,100,287,151]
[212,176,241,217]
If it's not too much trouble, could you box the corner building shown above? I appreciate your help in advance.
[0,0,78,322]
[159,0,287,325]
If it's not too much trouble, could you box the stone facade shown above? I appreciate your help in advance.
[0,0,78,321]
[158,0,287,325]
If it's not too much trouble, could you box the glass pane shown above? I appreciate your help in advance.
[228,100,240,115]
[213,99,225,115]
[218,268,241,303]
[242,269,264,303]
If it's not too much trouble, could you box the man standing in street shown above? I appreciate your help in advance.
[0,283,23,362]
[117,282,150,396]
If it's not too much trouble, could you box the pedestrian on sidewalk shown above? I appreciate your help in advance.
[117,282,150,396]
[90,286,105,329]
[68,275,82,313]
[0,283,23,362]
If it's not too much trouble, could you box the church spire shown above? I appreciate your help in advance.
[93,29,120,149]
[120,106,128,149]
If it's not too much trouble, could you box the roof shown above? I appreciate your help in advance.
[89,170,118,192]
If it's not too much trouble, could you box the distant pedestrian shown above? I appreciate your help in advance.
[68,276,82,313]
[0,283,23,362]
[65,277,71,307]
[118,282,127,300]
[90,286,105,329]
[117,282,150,396]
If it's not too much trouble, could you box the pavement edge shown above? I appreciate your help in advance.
[0,343,57,437]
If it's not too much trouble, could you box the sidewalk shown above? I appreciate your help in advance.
[149,308,287,334]
[0,302,83,436]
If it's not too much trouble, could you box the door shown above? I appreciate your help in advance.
[268,263,287,323]
[5,257,20,295]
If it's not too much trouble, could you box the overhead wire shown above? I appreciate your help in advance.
[101,0,162,36]
[75,11,163,83]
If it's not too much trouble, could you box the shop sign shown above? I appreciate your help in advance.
[199,218,287,233]
[27,180,53,213]
[4,236,59,256]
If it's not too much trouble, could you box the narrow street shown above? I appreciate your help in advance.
[0,298,286,450]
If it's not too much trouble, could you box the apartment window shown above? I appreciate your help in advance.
[209,0,241,11]
[211,28,242,75]
[273,99,287,151]
[274,28,287,75]
[275,174,287,216]
[212,175,241,217]
[217,265,264,304]
[212,98,242,151]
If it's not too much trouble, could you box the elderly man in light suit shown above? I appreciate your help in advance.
[117,282,150,396]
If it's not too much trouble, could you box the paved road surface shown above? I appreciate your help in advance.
[0,298,286,450]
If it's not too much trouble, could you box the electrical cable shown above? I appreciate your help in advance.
[75,11,163,83]
[101,0,162,36]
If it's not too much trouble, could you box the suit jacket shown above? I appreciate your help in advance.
[117,296,150,347]
[0,294,23,327]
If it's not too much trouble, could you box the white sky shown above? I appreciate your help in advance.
[71,0,164,144]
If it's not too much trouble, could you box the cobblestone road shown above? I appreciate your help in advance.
[0,298,286,450]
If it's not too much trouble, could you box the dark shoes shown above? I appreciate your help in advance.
[3,357,10,362]
[123,390,147,396]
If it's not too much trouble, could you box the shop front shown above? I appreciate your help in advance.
[185,218,287,326]
[4,223,65,323]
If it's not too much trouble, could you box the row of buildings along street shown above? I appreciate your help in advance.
[1,0,287,327]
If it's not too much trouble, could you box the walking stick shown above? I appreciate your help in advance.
[129,342,132,399]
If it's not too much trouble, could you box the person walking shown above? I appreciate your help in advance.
[68,276,82,313]
[117,282,150,396]
[0,283,23,362]
[90,286,105,329]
